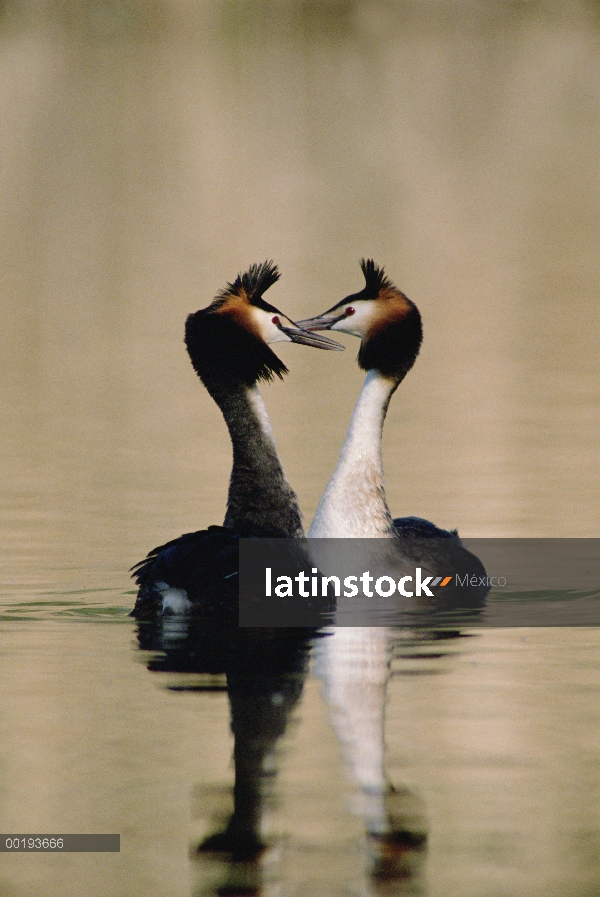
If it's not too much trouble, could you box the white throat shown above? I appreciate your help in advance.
[247,385,276,444]
[309,369,398,538]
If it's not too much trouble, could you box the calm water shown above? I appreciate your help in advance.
[0,2,599,895]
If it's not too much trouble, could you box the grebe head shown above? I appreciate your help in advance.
[298,259,422,382]
[185,261,342,387]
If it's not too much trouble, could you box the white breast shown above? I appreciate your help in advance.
[309,370,396,538]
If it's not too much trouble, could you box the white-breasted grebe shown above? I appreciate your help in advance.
[131,261,342,619]
[300,261,486,861]
[299,258,453,541]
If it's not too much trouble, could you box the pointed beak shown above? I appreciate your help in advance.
[294,313,345,332]
[280,323,344,350]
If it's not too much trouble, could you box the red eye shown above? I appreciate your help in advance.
[271,315,280,325]
[345,307,355,316]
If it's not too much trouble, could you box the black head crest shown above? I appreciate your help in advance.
[360,259,394,299]
[217,260,280,306]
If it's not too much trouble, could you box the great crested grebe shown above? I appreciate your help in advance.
[299,262,485,866]
[299,258,452,541]
[131,261,342,618]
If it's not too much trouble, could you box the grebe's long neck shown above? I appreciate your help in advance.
[309,370,398,538]
[208,380,304,537]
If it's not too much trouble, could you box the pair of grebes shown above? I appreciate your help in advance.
[132,259,465,617]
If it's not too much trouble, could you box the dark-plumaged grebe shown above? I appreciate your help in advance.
[131,261,342,619]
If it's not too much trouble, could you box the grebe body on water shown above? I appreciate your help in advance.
[299,262,485,865]
[131,261,341,619]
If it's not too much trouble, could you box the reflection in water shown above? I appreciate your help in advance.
[137,616,313,895]
[316,627,429,891]
[314,624,485,892]
[308,540,487,890]
[136,612,451,896]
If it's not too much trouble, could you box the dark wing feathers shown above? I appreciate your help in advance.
[131,526,239,619]
[392,516,459,539]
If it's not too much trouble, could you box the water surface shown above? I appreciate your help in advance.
[0,3,599,895]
